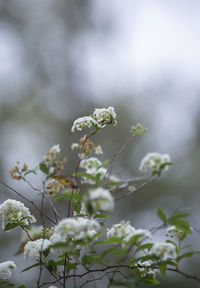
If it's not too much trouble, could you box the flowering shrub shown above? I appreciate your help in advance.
[0,107,199,288]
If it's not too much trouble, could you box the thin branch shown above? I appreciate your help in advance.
[0,179,56,224]
[115,176,155,200]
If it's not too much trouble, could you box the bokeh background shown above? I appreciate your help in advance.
[0,0,200,287]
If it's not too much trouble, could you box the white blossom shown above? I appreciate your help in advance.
[0,199,36,230]
[93,107,117,127]
[48,286,58,288]
[50,217,100,253]
[71,143,79,150]
[107,221,135,240]
[137,260,156,278]
[85,188,114,213]
[71,116,98,133]
[80,157,102,170]
[24,239,51,259]
[151,241,176,260]
[49,144,61,154]
[94,145,103,155]
[139,152,171,173]
[0,261,16,280]
[107,221,151,247]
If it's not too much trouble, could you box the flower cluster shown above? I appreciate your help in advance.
[139,152,171,175]
[0,261,16,280]
[71,116,98,133]
[166,225,186,239]
[50,217,100,253]
[24,239,51,259]
[9,162,29,180]
[151,241,176,260]
[131,123,147,136]
[71,134,103,158]
[93,107,117,127]
[0,199,36,230]
[84,187,114,214]
[71,107,117,133]
[43,144,66,172]
[106,221,151,247]
[137,260,156,278]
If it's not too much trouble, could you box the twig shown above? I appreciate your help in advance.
[0,179,56,224]
[115,176,155,200]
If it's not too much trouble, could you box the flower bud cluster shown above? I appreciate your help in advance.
[151,241,176,260]
[131,123,147,136]
[84,187,114,214]
[139,152,171,174]
[9,162,28,180]
[24,239,51,259]
[71,107,117,132]
[106,221,151,247]
[0,261,16,280]
[71,135,103,158]
[50,217,100,253]
[137,260,156,278]
[0,199,36,230]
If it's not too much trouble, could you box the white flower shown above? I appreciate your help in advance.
[107,221,151,247]
[48,286,58,288]
[50,217,100,253]
[71,143,79,150]
[93,107,117,127]
[107,221,135,240]
[49,144,61,154]
[94,145,103,155]
[82,167,107,185]
[24,239,51,259]
[0,199,36,230]
[139,152,171,173]
[71,116,98,133]
[0,261,16,280]
[151,241,176,260]
[80,157,102,170]
[137,260,156,278]
[85,188,114,213]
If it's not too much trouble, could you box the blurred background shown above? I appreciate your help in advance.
[0,0,200,287]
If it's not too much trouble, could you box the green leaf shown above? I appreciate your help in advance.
[101,247,119,258]
[39,162,49,174]
[95,237,123,245]
[141,278,160,285]
[166,239,178,255]
[47,260,57,273]
[4,221,19,231]
[94,213,108,219]
[0,282,15,288]
[176,251,196,262]
[18,285,26,288]
[21,263,40,272]
[24,169,37,176]
[81,254,100,266]
[159,263,167,277]
[66,261,79,273]
[168,218,192,234]
[156,207,167,224]
[170,208,191,219]
[110,281,130,287]
[43,247,50,257]
[136,243,153,252]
